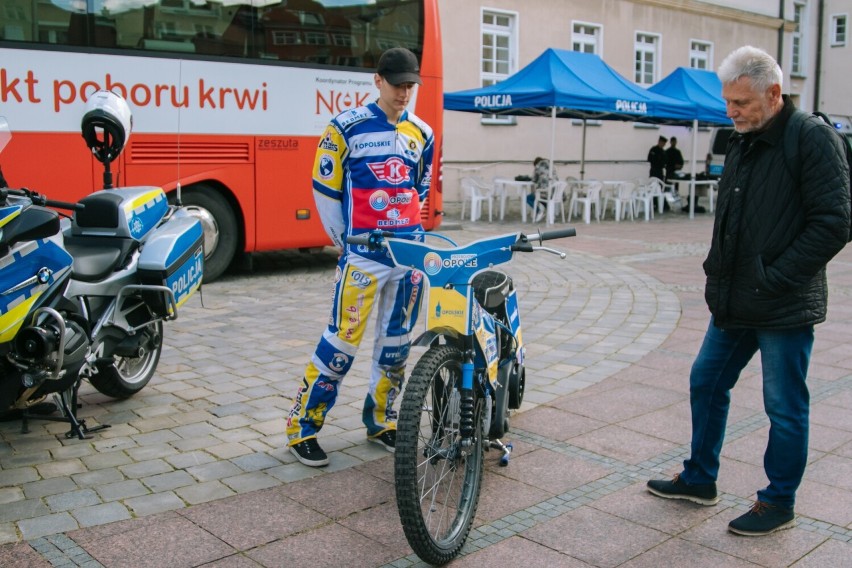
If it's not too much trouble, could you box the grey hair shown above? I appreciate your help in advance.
[718,46,783,92]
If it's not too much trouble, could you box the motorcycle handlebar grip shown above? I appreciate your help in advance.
[45,199,84,211]
[2,189,82,211]
[511,243,535,252]
[538,227,576,240]
[5,188,34,199]
[346,231,393,249]
[345,235,371,246]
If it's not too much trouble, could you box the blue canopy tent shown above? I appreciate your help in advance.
[443,48,697,179]
[648,67,732,216]
[648,67,729,125]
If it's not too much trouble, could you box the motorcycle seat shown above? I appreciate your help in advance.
[64,236,138,282]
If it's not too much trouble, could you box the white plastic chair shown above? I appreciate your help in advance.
[460,177,495,222]
[705,181,718,212]
[528,179,550,222]
[602,181,635,221]
[533,180,568,225]
[645,177,667,214]
[568,180,601,224]
[632,189,653,221]
[633,177,664,221]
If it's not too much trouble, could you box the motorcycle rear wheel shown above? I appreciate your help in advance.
[179,186,238,283]
[89,321,163,399]
[395,345,484,565]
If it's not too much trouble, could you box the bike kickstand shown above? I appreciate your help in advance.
[489,439,513,466]
[54,385,111,440]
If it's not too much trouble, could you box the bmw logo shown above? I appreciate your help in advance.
[36,267,53,284]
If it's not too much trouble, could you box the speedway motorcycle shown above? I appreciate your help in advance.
[0,92,203,439]
[347,226,574,564]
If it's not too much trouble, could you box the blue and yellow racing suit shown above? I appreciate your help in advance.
[286,102,434,444]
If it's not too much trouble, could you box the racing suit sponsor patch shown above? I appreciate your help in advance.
[367,157,412,184]
[319,154,335,179]
[319,133,339,151]
[351,189,420,229]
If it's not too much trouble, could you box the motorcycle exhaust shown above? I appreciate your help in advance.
[112,330,160,358]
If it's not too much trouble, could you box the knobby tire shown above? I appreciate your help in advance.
[395,345,484,565]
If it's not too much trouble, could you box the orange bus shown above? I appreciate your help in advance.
[0,0,443,282]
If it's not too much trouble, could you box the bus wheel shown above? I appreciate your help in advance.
[180,187,238,283]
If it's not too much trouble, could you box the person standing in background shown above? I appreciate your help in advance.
[648,135,667,180]
[665,136,685,182]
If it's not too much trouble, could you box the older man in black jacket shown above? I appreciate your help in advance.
[648,46,850,536]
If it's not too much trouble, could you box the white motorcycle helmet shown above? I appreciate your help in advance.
[81,90,132,164]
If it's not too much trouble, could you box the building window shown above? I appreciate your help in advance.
[831,14,848,46]
[155,20,178,39]
[792,1,807,76]
[3,5,25,20]
[689,40,713,69]
[481,9,517,125]
[304,31,329,46]
[572,21,602,55]
[332,33,355,48]
[634,32,660,85]
[272,31,300,46]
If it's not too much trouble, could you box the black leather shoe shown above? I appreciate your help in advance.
[728,501,795,536]
[647,474,719,506]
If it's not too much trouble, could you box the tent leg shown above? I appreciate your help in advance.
[580,119,587,180]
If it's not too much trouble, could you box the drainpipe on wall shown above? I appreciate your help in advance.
[814,0,825,112]
[778,0,785,65]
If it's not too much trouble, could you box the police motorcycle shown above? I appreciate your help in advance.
[0,91,203,439]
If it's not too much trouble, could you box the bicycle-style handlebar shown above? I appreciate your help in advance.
[2,188,84,211]
[345,227,576,252]
[511,227,576,252]
[345,231,391,249]
[535,227,577,241]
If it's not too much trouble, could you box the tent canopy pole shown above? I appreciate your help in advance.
[549,106,556,180]
[689,118,698,219]
[580,118,587,180]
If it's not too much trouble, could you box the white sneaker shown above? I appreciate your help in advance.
[535,209,545,222]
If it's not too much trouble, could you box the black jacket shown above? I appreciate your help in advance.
[703,97,850,329]
[648,145,666,179]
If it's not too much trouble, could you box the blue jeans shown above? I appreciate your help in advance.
[681,317,813,508]
[526,193,544,211]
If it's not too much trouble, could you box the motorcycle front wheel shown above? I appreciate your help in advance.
[395,345,484,565]
[89,321,163,399]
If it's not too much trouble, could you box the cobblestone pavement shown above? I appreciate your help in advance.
[1,203,851,567]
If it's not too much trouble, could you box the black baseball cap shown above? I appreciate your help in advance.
[377,47,422,86]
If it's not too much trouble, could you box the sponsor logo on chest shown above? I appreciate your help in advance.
[367,157,412,184]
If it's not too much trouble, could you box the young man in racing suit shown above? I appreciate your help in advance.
[286,47,434,467]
